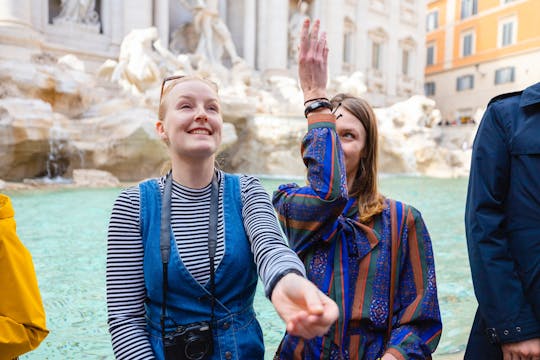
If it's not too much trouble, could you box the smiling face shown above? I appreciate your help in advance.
[157,79,222,161]
[335,108,367,188]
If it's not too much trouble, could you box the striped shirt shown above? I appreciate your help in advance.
[272,116,442,359]
[106,171,306,360]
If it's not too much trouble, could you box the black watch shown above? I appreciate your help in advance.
[304,100,333,118]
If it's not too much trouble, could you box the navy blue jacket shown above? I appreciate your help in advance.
[465,82,540,358]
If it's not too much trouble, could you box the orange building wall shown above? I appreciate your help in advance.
[478,0,500,13]
[452,0,540,68]
[426,33,446,74]
[426,0,448,74]
[426,0,540,74]
[428,0,447,28]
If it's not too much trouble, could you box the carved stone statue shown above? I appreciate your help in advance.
[179,0,242,66]
[110,28,163,94]
[54,0,100,26]
[153,38,194,75]
[288,1,309,65]
[98,27,192,94]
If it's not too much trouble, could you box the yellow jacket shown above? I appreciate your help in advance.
[0,194,49,359]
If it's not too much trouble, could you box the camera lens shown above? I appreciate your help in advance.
[185,335,209,360]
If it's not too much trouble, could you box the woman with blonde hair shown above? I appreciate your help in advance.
[106,74,338,360]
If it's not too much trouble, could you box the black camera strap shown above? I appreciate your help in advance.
[160,171,218,340]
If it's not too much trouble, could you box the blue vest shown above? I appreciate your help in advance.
[139,174,264,360]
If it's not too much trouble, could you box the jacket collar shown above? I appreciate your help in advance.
[520,82,540,108]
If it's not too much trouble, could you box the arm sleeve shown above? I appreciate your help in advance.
[465,103,540,342]
[0,197,49,359]
[106,188,155,359]
[272,117,349,254]
[386,207,442,359]
[240,175,306,298]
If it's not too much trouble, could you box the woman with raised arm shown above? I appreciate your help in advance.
[106,74,338,360]
[273,19,442,359]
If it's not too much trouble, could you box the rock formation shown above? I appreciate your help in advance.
[0,53,237,182]
[0,26,478,183]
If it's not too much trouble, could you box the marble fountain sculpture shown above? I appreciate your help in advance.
[0,8,477,186]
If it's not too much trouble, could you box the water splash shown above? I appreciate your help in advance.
[45,119,71,182]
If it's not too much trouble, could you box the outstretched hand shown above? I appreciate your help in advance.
[271,273,339,339]
[298,19,329,103]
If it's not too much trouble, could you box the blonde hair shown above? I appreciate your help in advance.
[330,93,385,223]
[158,75,220,123]
[157,75,222,175]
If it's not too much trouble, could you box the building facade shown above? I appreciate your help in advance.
[425,0,540,123]
[0,0,425,106]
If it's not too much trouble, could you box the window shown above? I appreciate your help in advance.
[424,82,436,96]
[461,31,474,57]
[426,10,438,31]
[461,0,478,19]
[343,19,355,67]
[456,75,474,91]
[495,67,515,84]
[372,42,382,70]
[368,27,387,73]
[499,19,516,47]
[402,49,410,76]
[426,43,436,66]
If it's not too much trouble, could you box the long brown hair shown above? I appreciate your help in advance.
[330,93,384,223]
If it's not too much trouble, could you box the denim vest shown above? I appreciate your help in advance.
[139,174,263,360]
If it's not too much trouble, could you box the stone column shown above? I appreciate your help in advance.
[386,0,399,99]
[154,0,170,48]
[108,0,124,48]
[0,0,32,27]
[242,0,256,67]
[257,0,288,71]
[0,0,41,57]
[415,2,427,94]
[123,0,153,36]
[355,0,369,75]
[30,0,43,30]
[315,0,344,77]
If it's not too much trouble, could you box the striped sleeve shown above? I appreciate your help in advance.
[386,205,442,359]
[106,186,155,360]
[272,115,348,254]
[239,175,306,298]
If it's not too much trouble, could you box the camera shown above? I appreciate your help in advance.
[163,321,213,360]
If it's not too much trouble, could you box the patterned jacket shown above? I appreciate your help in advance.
[273,115,442,359]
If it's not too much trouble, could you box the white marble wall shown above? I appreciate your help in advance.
[256,0,289,71]
[0,0,426,102]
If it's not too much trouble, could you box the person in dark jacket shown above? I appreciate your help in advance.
[465,82,540,359]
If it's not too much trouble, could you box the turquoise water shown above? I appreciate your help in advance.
[6,176,473,359]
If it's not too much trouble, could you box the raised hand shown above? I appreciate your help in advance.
[298,19,329,103]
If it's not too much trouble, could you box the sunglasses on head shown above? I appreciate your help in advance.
[159,75,186,103]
